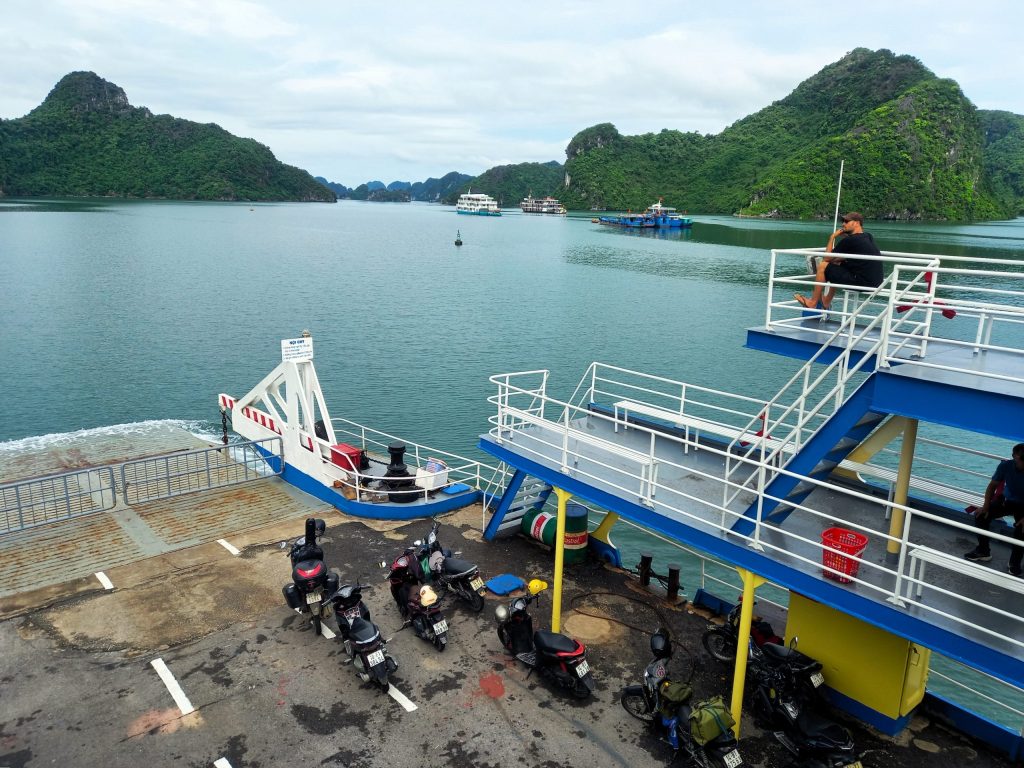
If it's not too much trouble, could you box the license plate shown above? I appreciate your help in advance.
[843,763,862,768]
[576,659,590,677]
[470,576,484,592]
[344,606,361,620]
[433,619,448,634]
[810,671,824,688]
[305,589,322,605]
[366,649,385,667]
[723,749,743,768]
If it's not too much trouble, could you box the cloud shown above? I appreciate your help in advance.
[2,0,1022,184]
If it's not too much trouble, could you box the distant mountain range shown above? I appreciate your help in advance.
[318,172,473,202]
[440,49,1023,220]
[0,72,334,202]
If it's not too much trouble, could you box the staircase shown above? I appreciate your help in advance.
[723,272,930,537]
[483,468,554,540]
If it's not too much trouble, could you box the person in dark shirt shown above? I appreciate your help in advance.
[964,443,1024,575]
[795,212,884,310]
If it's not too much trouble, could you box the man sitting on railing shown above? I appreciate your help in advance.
[794,212,883,311]
[964,443,1024,577]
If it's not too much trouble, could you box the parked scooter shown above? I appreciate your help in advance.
[701,597,783,663]
[746,639,860,768]
[385,547,426,619]
[419,520,486,612]
[621,627,744,767]
[282,518,339,636]
[326,581,398,692]
[494,579,595,699]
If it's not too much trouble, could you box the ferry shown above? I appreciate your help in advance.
[455,191,502,216]
[644,199,693,228]
[3,248,1024,766]
[598,200,693,229]
[520,195,567,215]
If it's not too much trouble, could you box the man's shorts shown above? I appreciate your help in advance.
[824,261,876,288]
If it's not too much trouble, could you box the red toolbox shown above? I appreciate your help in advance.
[330,443,362,472]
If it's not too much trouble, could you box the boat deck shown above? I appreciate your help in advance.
[480,413,1024,682]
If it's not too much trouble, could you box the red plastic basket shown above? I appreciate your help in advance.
[821,527,868,584]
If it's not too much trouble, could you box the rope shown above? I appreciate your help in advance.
[568,589,698,683]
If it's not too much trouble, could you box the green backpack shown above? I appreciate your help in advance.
[689,695,736,745]
[657,680,693,717]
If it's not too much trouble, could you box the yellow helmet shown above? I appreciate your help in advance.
[419,585,438,607]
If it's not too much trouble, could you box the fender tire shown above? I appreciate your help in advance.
[621,685,654,722]
[701,628,737,663]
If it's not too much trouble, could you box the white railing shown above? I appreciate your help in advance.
[485,369,1024,655]
[318,416,502,503]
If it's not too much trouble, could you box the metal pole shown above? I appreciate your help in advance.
[551,486,571,633]
[832,160,845,232]
[886,419,919,563]
[729,568,767,736]
[666,564,681,601]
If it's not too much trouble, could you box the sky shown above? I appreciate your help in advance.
[3,1,1023,187]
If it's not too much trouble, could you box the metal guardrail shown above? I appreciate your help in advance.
[0,466,117,534]
[121,438,282,505]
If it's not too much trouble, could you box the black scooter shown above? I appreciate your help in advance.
[419,520,486,612]
[327,582,398,692]
[495,579,594,699]
[621,627,744,767]
[282,517,339,636]
[701,597,783,663]
[746,639,861,768]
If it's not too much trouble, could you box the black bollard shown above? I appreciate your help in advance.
[667,564,682,602]
[639,553,653,587]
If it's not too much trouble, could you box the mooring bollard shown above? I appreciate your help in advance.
[667,563,681,601]
[639,553,653,587]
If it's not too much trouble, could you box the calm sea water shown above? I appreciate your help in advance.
[2,198,1023,725]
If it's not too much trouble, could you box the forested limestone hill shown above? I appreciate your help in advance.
[0,72,335,202]
[555,49,1021,219]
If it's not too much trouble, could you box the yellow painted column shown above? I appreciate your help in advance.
[551,486,572,633]
[886,419,919,559]
[729,568,767,736]
[590,510,619,544]
[835,415,907,479]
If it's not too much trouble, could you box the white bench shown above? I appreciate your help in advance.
[613,400,795,459]
[839,460,983,511]
[906,544,1024,599]
[505,407,659,505]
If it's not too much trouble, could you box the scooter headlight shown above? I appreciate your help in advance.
[494,605,509,623]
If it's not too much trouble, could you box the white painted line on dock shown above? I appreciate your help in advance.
[217,538,241,556]
[214,759,233,768]
[95,571,114,590]
[150,658,195,715]
[388,684,418,712]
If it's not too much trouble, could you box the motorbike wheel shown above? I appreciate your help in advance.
[434,634,447,652]
[467,588,485,613]
[571,678,592,699]
[620,685,654,722]
[702,628,737,663]
[311,612,322,637]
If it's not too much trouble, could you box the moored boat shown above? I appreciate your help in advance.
[455,191,502,216]
[644,199,692,228]
[520,195,567,215]
[598,212,655,228]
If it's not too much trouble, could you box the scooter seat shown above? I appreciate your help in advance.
[349,616,381,645]
[442,557,477,577]
[534,630,580,655]
[761,642,814,667]
[796,709,854,748]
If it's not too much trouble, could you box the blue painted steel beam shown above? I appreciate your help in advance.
[745,327,876,367]
[872,371,1024,442]
[482,468,527,540]
[478,435,1024,691]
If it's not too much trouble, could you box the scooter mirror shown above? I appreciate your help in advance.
[413,539,423,547]
[789,635,799,651]
[314,518,326,535]
[527,579,548,595]
[378,560,388,569]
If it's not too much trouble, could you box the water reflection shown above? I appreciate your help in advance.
[0,198,110,214]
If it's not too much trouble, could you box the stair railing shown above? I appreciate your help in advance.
[722,265,938,511]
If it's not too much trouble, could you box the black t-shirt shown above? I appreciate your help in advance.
[833,232,883,286]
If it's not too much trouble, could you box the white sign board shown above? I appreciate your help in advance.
[281,337,314,362]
